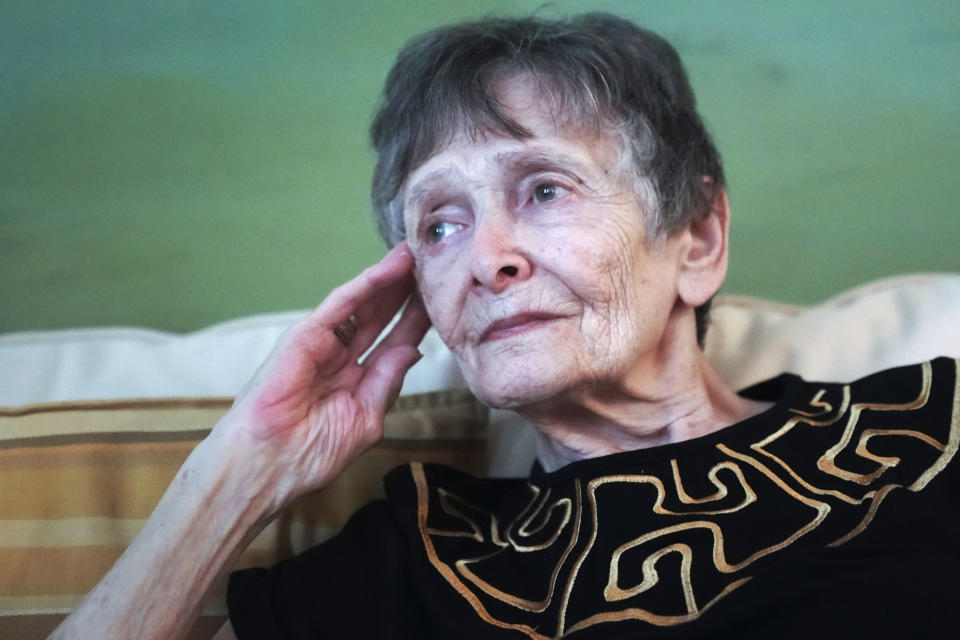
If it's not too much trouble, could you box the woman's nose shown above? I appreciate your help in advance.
[468,215,532,293]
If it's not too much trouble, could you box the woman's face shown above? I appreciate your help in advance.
[403,81,684,409]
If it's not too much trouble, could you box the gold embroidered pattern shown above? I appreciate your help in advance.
[414,359,960,638]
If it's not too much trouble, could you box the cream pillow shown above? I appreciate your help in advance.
[3,273,957,408]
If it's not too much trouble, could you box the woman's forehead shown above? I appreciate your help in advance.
[405,120,624,199]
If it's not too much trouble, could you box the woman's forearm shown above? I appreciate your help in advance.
[49,434,274,640]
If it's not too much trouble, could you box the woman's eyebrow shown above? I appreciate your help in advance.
[494,149,592,182]
[405,168,459,212]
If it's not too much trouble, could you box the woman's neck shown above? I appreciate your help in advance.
[521,340,771,473]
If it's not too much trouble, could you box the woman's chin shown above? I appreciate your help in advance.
[465,369,564,410]
[457,336,582,408]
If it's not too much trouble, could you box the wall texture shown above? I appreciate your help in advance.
[2,0,957,332]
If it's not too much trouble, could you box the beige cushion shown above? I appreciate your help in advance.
[705,273,960,389]
[2,273,957,407]
[0,390,487,638]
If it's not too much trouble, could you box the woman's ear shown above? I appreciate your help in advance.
[676,181,730,307]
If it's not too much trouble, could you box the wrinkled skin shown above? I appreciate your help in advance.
[215,243,431,513]
[403,79,683,411]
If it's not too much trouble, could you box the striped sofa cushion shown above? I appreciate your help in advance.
[0,390,488,639]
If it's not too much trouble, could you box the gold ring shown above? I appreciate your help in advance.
[333,315,358,346]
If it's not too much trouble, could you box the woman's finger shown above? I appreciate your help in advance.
[360,293,431,367]
[293,244,416,360]
[345,274,421,358]
[353,295,431,416]
[308,243,415,332]
[355,344,423,420]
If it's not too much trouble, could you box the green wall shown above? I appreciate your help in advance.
[2,1,957,333]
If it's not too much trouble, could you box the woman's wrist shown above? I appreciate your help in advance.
[198,412,327,524]
[184,424,286,532]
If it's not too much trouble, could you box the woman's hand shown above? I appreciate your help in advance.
[213,242,431,515]
[49,245,430,640]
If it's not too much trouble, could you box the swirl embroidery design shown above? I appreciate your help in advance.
[413,360,960,639]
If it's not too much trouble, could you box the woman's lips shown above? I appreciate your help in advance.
[479,313,563,343]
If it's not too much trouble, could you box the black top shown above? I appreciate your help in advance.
[229,358,960,639]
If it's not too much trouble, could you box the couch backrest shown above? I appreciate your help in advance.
[3,273,958,407]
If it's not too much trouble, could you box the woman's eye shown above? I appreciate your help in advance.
[533,183,561,204]
[425,221,460,244]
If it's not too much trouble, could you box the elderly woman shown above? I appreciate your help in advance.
[53,13,957,640]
